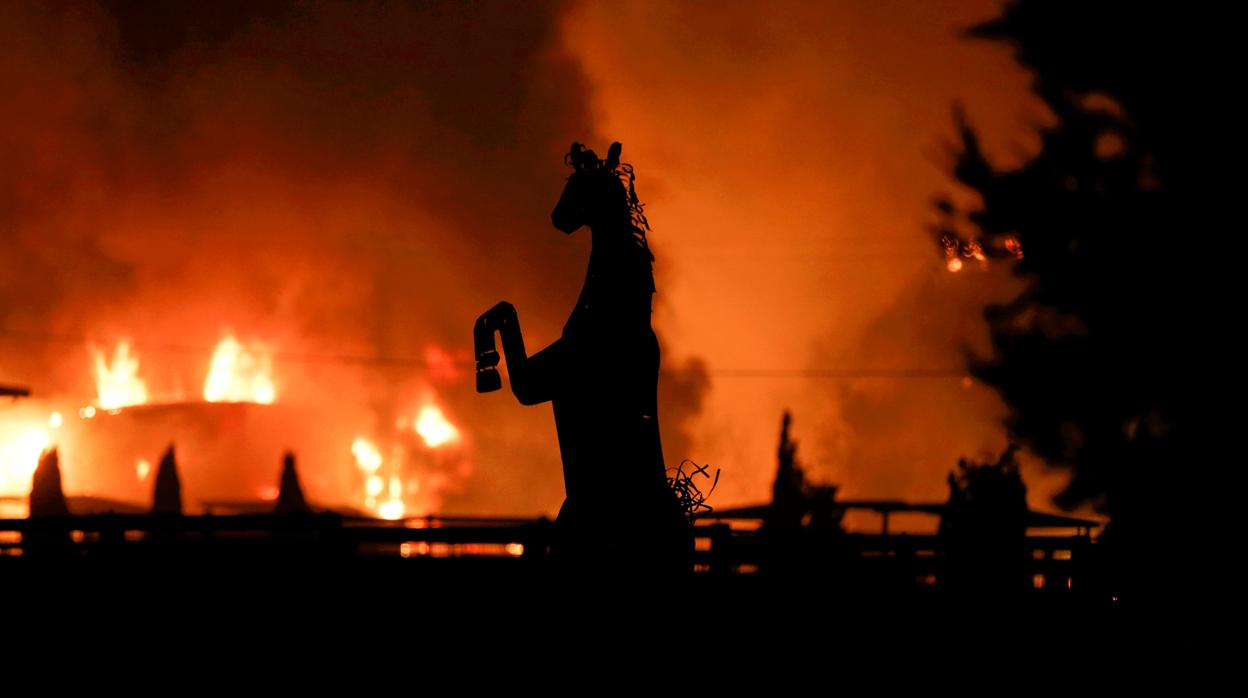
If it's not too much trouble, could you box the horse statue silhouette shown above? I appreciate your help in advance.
[473,141,689,571]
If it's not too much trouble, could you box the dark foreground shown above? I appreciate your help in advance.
[1,512,1143,638]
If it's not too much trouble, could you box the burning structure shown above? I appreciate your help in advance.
[1,336,470,520]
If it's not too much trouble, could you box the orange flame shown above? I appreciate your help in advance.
[1004,235,1024,259]
[352,436,408,519]
[415,404,460,448]
[0,426,50,497]
[93,341,148,409]
[351,437,382,474]
[965,240,987,265]
[203,336,276,404]
[377,475,407,520]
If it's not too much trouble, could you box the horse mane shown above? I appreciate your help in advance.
[565,143,653,259]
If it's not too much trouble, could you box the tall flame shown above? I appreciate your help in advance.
[203,336,276,404]
[93,341,148,409]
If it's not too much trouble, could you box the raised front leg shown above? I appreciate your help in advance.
[473,302,564,406]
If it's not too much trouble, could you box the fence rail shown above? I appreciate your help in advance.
[0,514,1103,597]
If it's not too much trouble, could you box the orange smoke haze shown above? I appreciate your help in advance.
[1,1,1070,518]
[561,0,1070,511]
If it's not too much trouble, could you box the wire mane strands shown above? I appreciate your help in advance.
[565,142,652,260]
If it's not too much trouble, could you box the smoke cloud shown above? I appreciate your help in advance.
[1,0,1073,517]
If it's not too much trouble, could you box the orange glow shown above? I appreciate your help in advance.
[965,240,987,265]
[424,344,465,383]
[352,437,412,519]
[352,438,382,474]
[400,541,431,557]
[93,341,148,409]
[0,428,50,497]
[415,404,460,448]
[136,459,152,481]
[203,336,276,404]
[943,240,989,273]
[376,474,407,519]
[377,498,406,520]
[0,0,1061,520]
[1004,236,1024,259]
[47,412,63,429]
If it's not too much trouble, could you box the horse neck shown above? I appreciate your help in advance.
[587,212,650,259]
[577,216,655,326]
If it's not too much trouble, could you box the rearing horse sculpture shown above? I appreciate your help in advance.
[474,141,688,569]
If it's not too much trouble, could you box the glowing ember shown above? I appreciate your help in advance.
[1004,235,1024,259]
[965,240,986,264]
[415,404,460,448]
[0,428,50,497]
[136,459,152,481]
[940,232,995,273]
[203,336,276,404]
[93,341,148,409]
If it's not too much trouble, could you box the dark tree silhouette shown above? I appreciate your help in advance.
[151,445,183,515]
[765,411,841,534]
[275,451,311,514]
[941,445,1027,537]
[29,448,69,517]
[762,411,843,576]
[939,445,1028,594]
[935,0,1216,603]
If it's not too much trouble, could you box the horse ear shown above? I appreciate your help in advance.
[606,142,622,169]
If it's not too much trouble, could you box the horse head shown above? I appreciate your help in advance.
[551,141,640,235]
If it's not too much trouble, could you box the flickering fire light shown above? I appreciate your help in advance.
[0,426,50,497]
[203,336,276,404]
[415,404,460,448]
[93,342,148,409]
